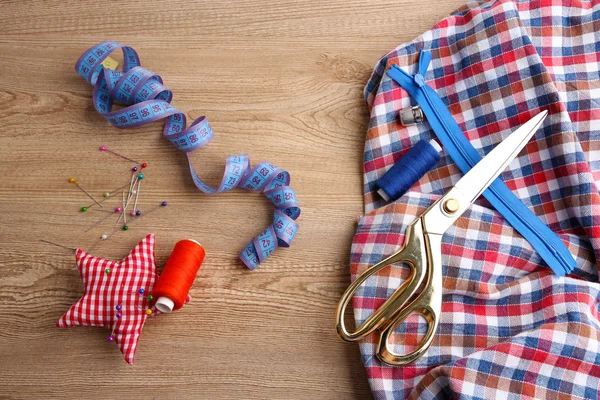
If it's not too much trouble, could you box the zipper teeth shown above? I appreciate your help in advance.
[420,85,570,273]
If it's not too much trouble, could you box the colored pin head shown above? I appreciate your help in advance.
[136,210,141,216]
[115,207,122,213]
[161,201,168,207]
[137,174,144,180]
[81,207,88,212]
[103,192,110,198]
[141,163,148,169]
[69,178,102,207]
[132,166,138,172]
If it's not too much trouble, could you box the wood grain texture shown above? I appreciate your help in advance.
[0,0,465,398]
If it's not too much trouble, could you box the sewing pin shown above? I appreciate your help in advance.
[95,206,122,214]
[82,183,132,210]
[123,191,127,225]
[99,146,141,164]
[127,166,138,198]
[40,240,76,252]
[123,201,167,228]
[132,174,143,213]
[113,200,125,228]
[69,178,103,208]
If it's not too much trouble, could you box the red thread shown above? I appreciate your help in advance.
[152,239,205,312]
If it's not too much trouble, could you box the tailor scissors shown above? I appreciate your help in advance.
[335,111,548,366]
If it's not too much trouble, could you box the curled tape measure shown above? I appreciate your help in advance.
[75,41,300,270]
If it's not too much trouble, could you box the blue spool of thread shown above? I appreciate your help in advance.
[376,139,442,202]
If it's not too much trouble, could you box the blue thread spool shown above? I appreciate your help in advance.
[376,139,442,202]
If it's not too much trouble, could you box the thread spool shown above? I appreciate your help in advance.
[376,139,442,202]
[152,239,205,313]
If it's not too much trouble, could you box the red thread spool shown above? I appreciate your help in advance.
[153,239,205,313]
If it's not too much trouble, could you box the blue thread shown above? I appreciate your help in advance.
[376,139,441,202]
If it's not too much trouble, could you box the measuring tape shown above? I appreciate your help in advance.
[75,41,300,270]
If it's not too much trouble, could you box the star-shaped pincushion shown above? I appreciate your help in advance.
[57,234,160,364]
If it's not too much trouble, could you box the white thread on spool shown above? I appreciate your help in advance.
[428,138,442,153]
[155,297,175,313]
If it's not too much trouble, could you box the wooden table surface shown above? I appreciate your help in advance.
[0,1,465,398]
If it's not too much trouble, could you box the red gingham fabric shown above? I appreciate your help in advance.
[352,0,600,398]
[57,234,160,364]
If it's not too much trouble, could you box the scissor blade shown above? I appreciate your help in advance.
[454,111,547,204]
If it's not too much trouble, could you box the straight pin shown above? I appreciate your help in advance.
[84,183,131,209]
[99,145,141,164]
[127,166,138,197]
[124,201,167,228]
[123,191,127,225]
[114,198,125,228]
[69,178,103,208]
[95,206,123,214]
[132,175,143,213]
[41,239,77,252]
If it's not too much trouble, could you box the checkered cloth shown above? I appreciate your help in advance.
[57,234,160,364]
[352,0,600,398]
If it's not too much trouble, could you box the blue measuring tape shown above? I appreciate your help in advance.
[386,50,575,276]
[75,41,300,270]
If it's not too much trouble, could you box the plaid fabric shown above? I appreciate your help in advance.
[57,234,160,364]
[352,0,600,398]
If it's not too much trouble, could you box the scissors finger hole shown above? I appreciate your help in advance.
[355,262,413,314]
[387,313,429,355]
[342,262,414,336]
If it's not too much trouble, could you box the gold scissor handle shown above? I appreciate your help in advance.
[377,232,442,364]
[335,219,429,342]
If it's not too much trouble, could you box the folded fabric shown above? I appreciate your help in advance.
[352,0,600,398]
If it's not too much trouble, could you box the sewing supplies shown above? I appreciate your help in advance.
[336,112,547,366]
[84,183,131,209]
[127,166,139,198]
[131,174,143,213]
[99,145,141,164]
[76,41,299,269]
[40,240,77,251]
[386,50,575,277]
[57,234,166,364]
[69,178,102,207]
[152,239,205,313]
[376,139,441,202]
[398,105,425,126]
[112,201,168,230]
